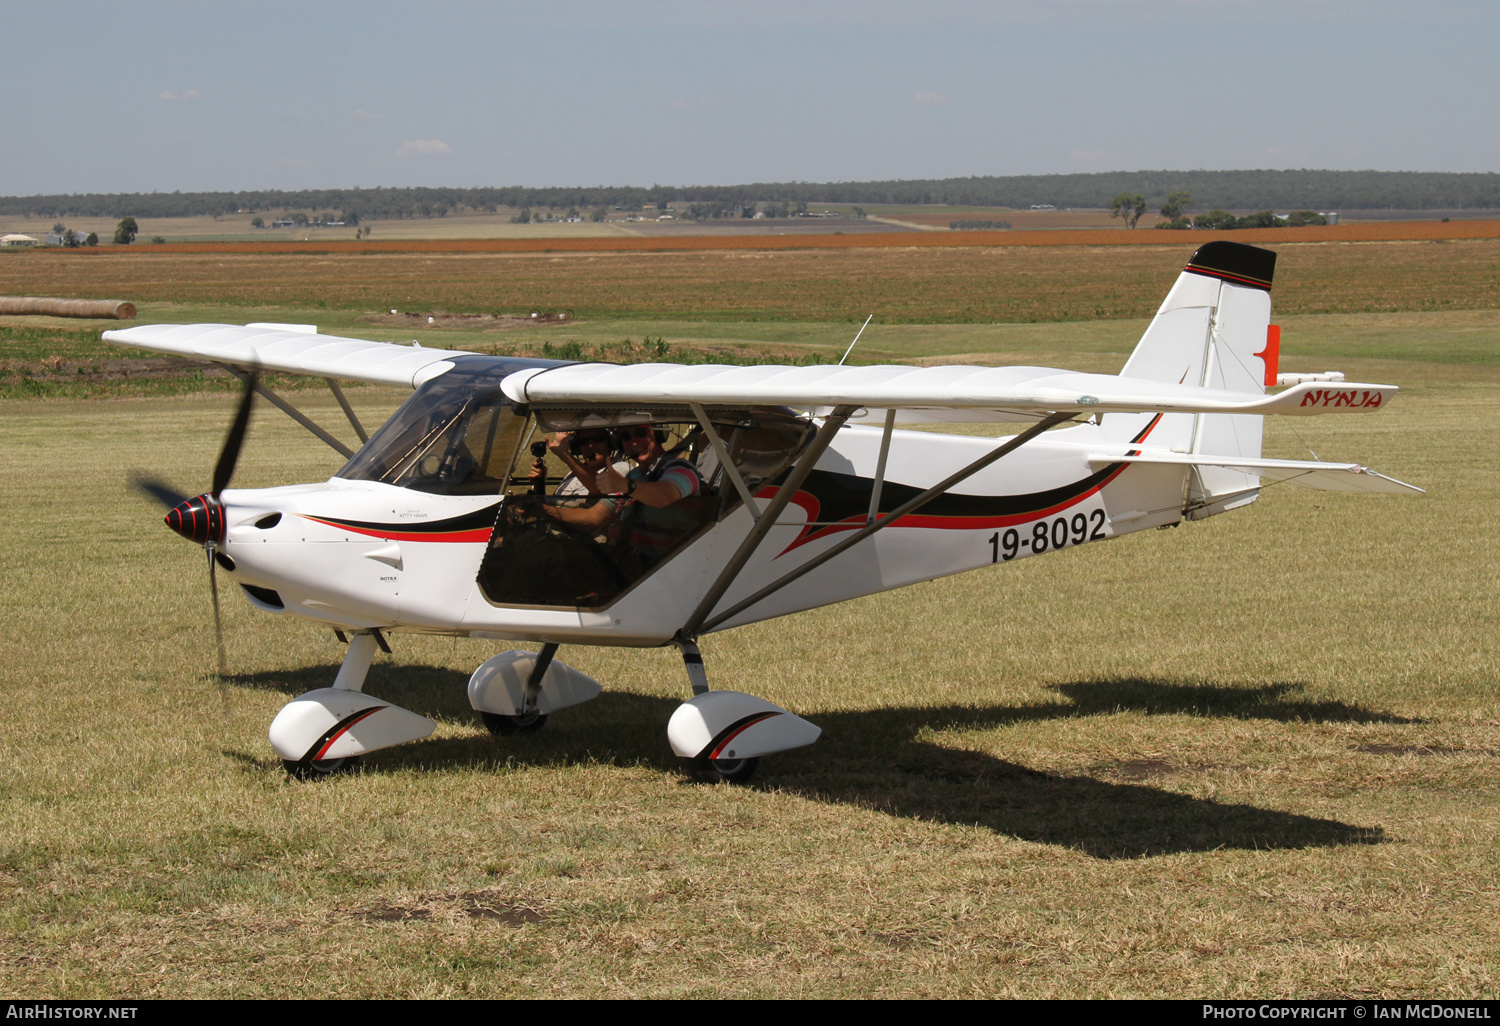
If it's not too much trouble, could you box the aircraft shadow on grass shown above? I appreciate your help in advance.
[223,666,1399,859]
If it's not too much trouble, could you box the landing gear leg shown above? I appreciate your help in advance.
[674,635,759,785]
[677,636,709,696]
[481,643,555,736]
[331,632,379,692]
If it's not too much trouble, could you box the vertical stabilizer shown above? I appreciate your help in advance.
[1101,241,1278,519]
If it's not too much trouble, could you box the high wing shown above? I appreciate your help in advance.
[101,323,474,388]
[102,321,1414,493]
[101,324,1396,419]
[499,362,1397,418]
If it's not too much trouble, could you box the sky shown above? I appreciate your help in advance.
[2,0,1495,195]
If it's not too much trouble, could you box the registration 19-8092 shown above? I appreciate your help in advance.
[989,509,1106,562]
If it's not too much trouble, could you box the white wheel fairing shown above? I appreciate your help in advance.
[666,691,821,760]
[467,652,602,716]
[268,688,436,761]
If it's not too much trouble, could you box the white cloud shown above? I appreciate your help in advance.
[157,89,201,101]
[352,109,382,122]
[913,90,949,106]
[397,139,454,157]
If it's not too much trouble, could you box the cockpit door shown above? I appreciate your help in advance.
[475,407,812,611]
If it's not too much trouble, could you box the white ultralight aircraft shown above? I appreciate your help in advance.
[106,241,1421,782]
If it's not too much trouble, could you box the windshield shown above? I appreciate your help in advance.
[337,355,555,496]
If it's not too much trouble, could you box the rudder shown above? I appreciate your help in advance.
[1101,241,1279,519]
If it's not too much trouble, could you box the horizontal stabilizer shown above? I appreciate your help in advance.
[1087,452,1423,494]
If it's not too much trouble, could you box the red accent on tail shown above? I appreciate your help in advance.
[1254,324,1281,387]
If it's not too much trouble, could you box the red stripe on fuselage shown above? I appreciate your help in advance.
[769,413,1163,556]
[774,459,1136,554]
[299,515,492,543]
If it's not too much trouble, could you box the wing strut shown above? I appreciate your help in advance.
[694,411,1076,635]
[866,409,896,525]
[325,377,369,443]
[218,364,357,459]
[679,406,860,639]
[690,402,761,522]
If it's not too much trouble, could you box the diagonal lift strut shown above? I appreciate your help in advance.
[693,410,1076,635]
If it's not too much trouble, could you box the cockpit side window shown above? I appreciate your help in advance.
[476,406,812,610]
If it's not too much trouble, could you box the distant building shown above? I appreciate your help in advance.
[1030,204,1056,210]
[1,234,37,247]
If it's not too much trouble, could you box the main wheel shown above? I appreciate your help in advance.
[481,710,549,737]
[283,755,361,780]
[690,755,760,784]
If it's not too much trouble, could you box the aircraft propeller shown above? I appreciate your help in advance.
[130,370,259,676]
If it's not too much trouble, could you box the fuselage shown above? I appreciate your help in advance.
[213,413,1196,648]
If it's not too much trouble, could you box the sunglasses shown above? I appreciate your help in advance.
[620,426,655,440]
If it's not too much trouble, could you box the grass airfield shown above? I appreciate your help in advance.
[2,245,1499,997]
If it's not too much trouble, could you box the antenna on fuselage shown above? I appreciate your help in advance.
[839,314,873,366]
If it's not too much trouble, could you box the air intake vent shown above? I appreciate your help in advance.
[240,584,284,609]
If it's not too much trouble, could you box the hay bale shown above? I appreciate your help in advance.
[0,297,136,319]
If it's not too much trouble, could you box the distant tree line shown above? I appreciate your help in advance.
[6,170,1500,221]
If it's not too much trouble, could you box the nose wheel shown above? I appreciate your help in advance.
[690,755,759,784]
[481,711,549,736]
[282,756,362,780]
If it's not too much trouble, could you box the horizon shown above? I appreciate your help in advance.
[6,167,1500,207]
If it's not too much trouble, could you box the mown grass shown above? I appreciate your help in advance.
[0,242,1497,997]
[1,332,1497,998]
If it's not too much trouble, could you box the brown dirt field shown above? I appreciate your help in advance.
[10,217,1494,257]
[5,236,1499,323]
